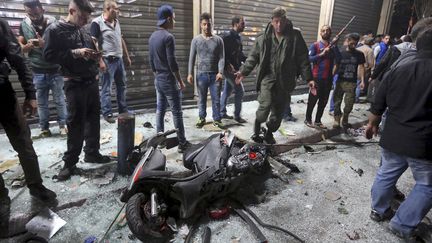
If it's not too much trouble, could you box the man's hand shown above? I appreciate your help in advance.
[125,56,132,67]
[179,80,186,91]
[23,40,35,52]
[187,74,194,84]
[234,71,244,85]
[22,99,37,117]
[72,48,101,60]
[360,81,365,90]
[365,123,379,139]
[216,73,223,82]
[99,59,107,73]
[227,64,235,74]
[36,33,44,48]
[308,80,317,96]
[320,46,331,56]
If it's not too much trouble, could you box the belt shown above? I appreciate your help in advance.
[64,76,98,84]
[104,56,121,62]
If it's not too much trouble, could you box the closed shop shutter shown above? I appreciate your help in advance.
[331,0,383,40]
[214,0,322,93]
[0,0,193,121]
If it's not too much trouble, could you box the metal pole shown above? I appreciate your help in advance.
[117,112,135,175]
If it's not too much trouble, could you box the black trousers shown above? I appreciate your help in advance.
[62,79,101,168]
[306,77,333,123]
[0,83,42,198]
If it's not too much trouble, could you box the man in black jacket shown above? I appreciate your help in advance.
[366,26,432,240]
[0,18,57,238]
[43,0,110,181]
[220,16,247,123]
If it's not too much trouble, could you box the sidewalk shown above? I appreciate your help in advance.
[0,93,372,242]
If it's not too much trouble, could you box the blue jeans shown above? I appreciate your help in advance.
[155,76,186,144]
[33,72,67,130]
[371,148,432,236]
[329,74,338,112]
[355,79,361,102]
[220,72,244,119]
[197,72,221,121]
[100,57,128,116]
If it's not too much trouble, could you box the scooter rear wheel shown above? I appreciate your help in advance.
[126,193,170,242]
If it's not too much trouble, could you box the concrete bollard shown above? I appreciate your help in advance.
[117,112,135,175]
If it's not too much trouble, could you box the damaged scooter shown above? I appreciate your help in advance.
[120,129,303,242]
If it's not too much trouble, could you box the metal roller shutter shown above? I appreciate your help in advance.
[0,0,193,122]
[213,0,322,93]
[331,0,383,39]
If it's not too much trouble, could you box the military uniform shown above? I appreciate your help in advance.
[240,22,312,139]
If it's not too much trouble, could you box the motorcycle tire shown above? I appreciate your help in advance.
[126,193,171,242]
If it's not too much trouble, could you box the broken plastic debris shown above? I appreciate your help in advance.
[350,166,364,177]
[166,217,178,232]
[0,159,19,173]
[100,132,112,145]
[268,157,291,175]
[278,128,296,136]
[303,145,314,153]
[25,208,66,240]
[143,121,153,128]
[11,178,26,188]
[338,207,349,215]
[296,179,304,184]
[231,236,241,243]
[178,224,190,238]
[305,204,313,210]
[84,236,97,243]
[325,191,341,201]
[346,230,360,240]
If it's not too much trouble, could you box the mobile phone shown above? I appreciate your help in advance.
[31,40,40,47]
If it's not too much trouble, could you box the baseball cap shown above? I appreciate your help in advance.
[156,4,174,26]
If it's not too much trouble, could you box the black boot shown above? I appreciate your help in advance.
[251,120,263,143]
[263,130,276,144]
[55,165,83,182]
[28,183,57,205]
[84,153,111,164]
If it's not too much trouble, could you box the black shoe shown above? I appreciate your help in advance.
[394,188,406,201]
[234,117,247,123]
[221,114,234,119]
[263,131,276,144]
[251,134,263,143]
[370,208,394,222]
[388,223,418,242]
[304,120,314,128]
[284,115,298,122]
[178,141,192,153]
[55,165,79,181]
[28,183,57,204]
[84,153,111,164]
[104,114,116,124]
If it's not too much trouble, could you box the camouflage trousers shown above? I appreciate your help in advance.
[333,81,357,117]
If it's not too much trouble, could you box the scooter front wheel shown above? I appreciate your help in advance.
[126,193,170,242]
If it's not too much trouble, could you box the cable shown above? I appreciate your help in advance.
[243,206,305,243]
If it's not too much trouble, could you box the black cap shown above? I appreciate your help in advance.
[73,0,94,13]
[23,0,42,8]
